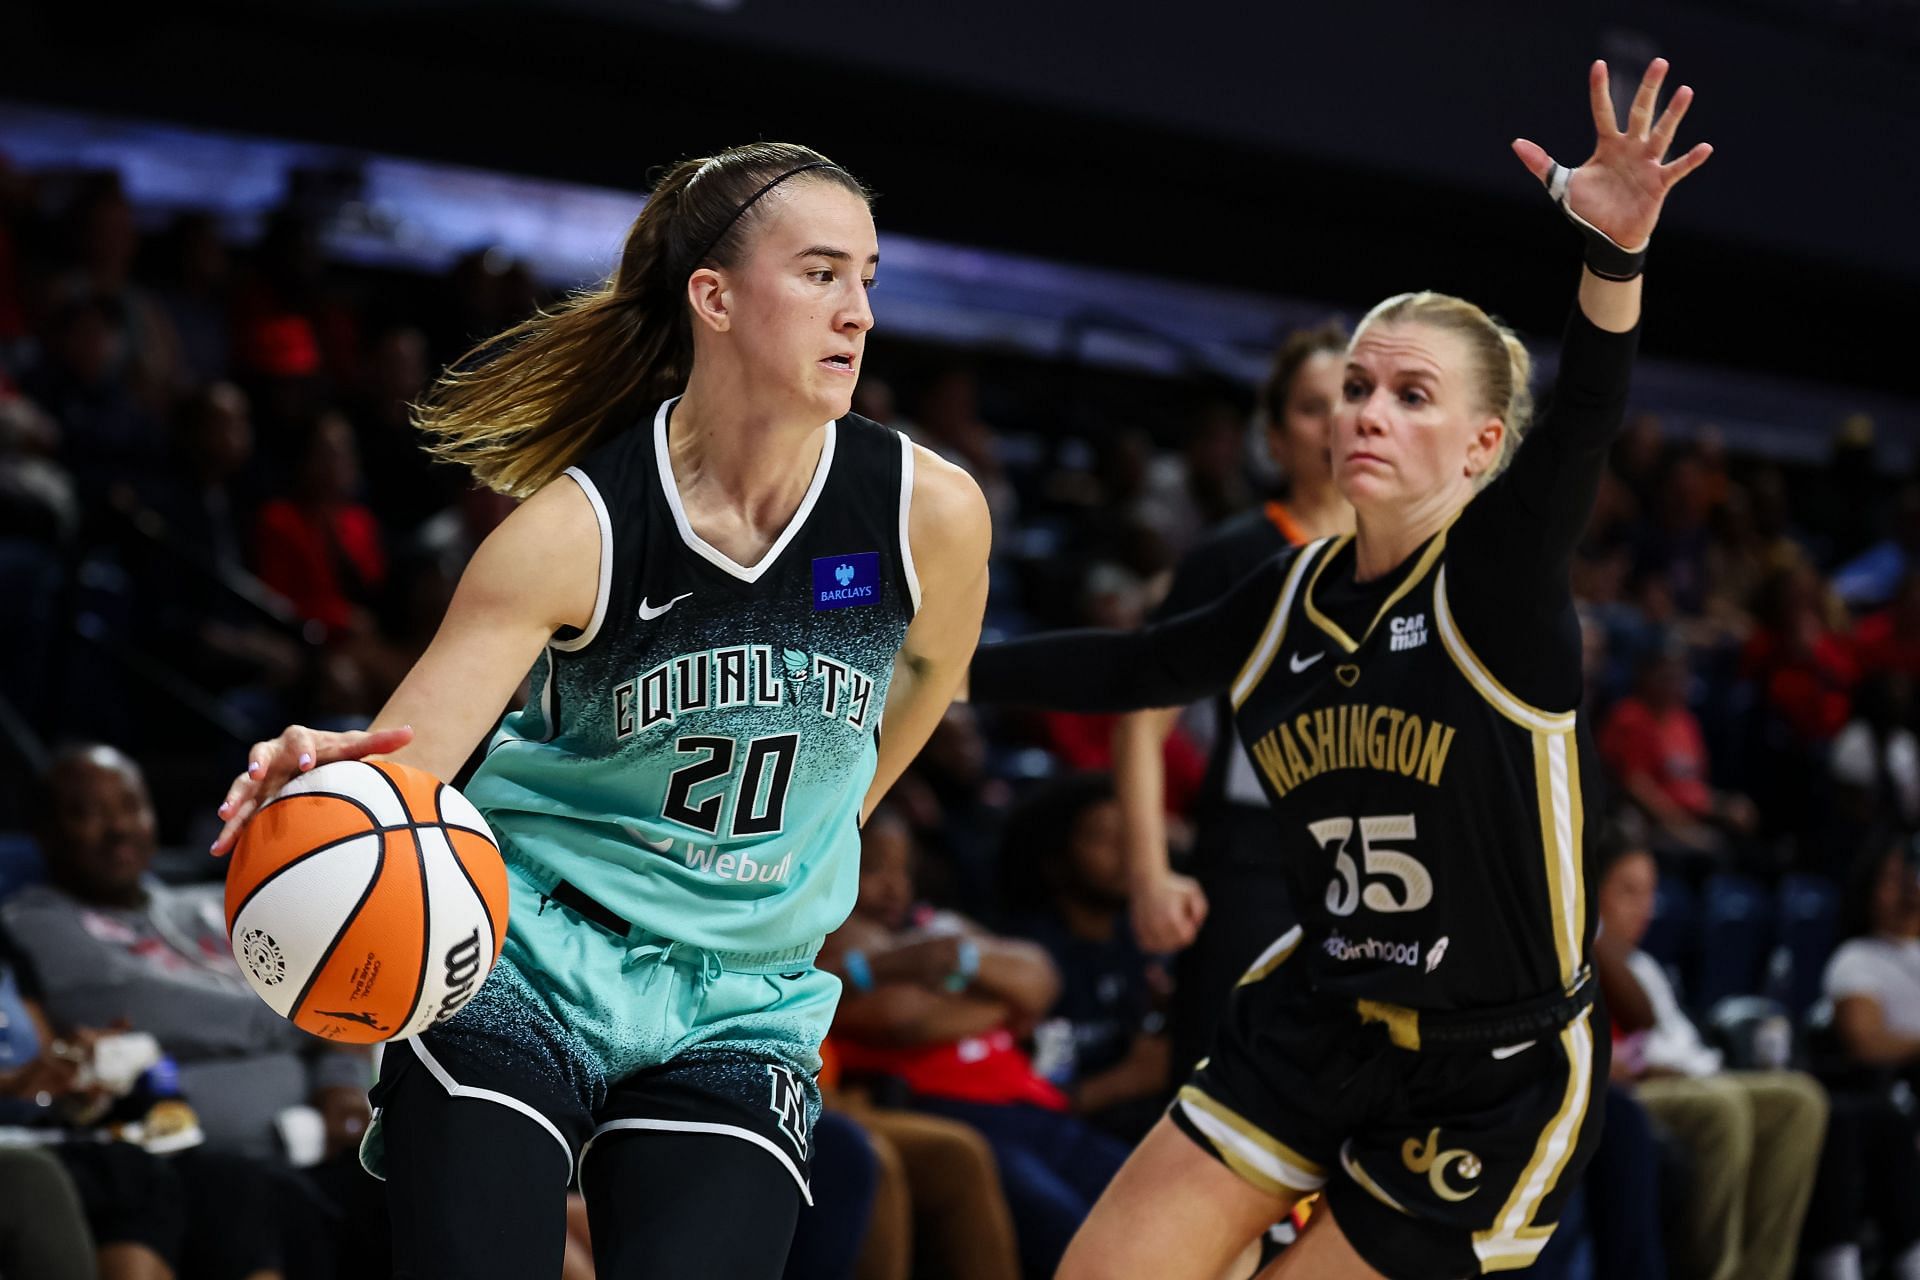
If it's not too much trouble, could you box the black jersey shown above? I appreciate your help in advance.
[1225,530,1595,1009]
[970,307,1638,1016]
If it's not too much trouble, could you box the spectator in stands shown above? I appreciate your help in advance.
[1829,672,1920,836]
[1595,834,1827,1280]
[824,806,1128,1279]
[1744,563,1858,747]
[1832,482,1920,609]
[233,208,359,393]
[1,744,387,1280]
[1633,451,1715,615]
[350,325,463,538]
[1826,841,1920,1081]
[1600,645,1758,857]
[21,293,165,499]
[151,212,233,388]
[1808,841,1920,1280]
[130,382,304,721]
[50,176,182,409]
[891,703,1009,919]
[1854,569,1920,683]
[255,408,387,637]
[1132,396,1252,556]
[903,367,1017,528]
[1,947,186,1280]
[1001,774,1170,1143]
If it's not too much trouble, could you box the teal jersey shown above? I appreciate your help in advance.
[464,400,918,957]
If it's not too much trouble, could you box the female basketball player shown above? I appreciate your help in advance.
[1114,321,1352,1084]
[968,60,1710,1278]
[209,143,992,1280]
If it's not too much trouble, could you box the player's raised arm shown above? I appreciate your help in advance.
[1512,57,1713,334]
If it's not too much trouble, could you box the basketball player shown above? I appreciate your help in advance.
[967,60,1710,1278]
[1114,321,1353,1085]
[210,143,992,1279]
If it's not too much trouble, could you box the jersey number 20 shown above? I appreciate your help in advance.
[662,734,799,837]
[1310,814,1432,916]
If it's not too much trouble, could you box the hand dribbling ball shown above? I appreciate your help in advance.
[224,760,509,1044]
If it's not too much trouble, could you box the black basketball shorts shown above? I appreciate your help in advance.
[1168,927,1608,1278]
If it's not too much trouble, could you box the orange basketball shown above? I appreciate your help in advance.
[224,759,509,1044]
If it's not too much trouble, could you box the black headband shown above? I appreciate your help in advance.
[684,161,836,277]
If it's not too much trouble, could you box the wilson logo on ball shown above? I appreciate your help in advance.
[224,760,509,1045]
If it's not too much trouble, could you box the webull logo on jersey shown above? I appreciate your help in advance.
[1324,929,1424,968]
[1248,702,1457,799]
[682,844,795,884]
[812,552,881,610]
[612,646,881,737]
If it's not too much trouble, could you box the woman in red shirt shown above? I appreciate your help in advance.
[254,408,387,636]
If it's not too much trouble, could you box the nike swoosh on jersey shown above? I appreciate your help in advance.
[637,592,693,620]
[1289,651,1325,673]
[623,824,675,853]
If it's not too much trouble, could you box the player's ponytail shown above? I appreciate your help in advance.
[1353,292,1534,488]
[415,143,869,497]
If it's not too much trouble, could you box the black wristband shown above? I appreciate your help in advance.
[1544,163,1647,282]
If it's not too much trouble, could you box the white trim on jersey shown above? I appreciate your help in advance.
[576,1117,814,1205]
[407,1039,574,1181]
[1230,538,1328,709]
[896,431,922,614]
[552,467,614,653]
[652,396,838,584]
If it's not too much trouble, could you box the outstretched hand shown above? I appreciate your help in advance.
[210,723,415,856]
[1512,58,1713,251]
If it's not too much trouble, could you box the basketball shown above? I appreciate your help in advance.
[224,760,509,1044]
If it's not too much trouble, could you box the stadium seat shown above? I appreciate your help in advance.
[1693,873,1773,1012]
[1774,874,1841,1021]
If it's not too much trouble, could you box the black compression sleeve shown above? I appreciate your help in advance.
[970,553,1291,712]
[1446,307,1638,706]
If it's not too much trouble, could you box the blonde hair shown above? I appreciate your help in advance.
[1354,291,1534,486]
[415,143,869,497]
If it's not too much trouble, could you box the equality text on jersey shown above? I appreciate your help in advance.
[1248,701,1458,800]
[610,644,881,739]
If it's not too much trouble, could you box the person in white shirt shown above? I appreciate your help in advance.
[1825,842,1920,1072]
[1596,836,1827,1280]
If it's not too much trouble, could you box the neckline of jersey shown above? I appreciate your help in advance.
[652,396,839,584]
[1301,529,1448,654]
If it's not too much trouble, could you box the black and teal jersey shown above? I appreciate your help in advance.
[465,397,919,957]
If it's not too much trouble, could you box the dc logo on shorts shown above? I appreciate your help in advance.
[767,1064,810,1155]
[812,553,880,610]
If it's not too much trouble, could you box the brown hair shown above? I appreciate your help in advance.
[1354,292,1534,485]
[1261,319,1349,427]
[416,143,870,496]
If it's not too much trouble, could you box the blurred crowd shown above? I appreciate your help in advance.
[1,151,1918,1280]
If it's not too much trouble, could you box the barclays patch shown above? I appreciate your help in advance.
[812,552,881,610]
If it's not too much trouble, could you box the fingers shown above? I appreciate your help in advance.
[1510,138,1556,183]
[1628,57,1669,139]
[1649,83,1695,157]
[1587,59,1619,136]
[1661,140,1714,185]
[210,722,416,856]
[335,724,416,761]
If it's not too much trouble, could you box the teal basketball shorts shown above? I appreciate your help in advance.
[360,860,841,1201]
